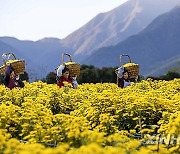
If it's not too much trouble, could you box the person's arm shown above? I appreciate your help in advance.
[72,76,78,89]
[5,65,12,76]
[15,75,24,88]
[117,78,124,88]
[72,80,78,89]
[4,65,13,86]
[17,79,24,88]
[57,78,64,88]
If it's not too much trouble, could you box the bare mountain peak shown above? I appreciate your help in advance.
[62,0,180,57]
[37,37,61,43]
[175,3,180,8]
[83,5,180,76]
[121,0,143,32]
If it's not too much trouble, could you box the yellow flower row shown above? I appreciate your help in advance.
[0,79,179,153]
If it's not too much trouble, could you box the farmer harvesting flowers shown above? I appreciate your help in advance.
[56,53,80,89]
[0,53,25,90]
[115,67,138,88]
[56,64,78,88]
[115,55,139,88]
[4,64,24,89]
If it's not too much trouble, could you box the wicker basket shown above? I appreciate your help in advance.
[62,53,80,77]
[0,53,25,75]
[120,54,139,78]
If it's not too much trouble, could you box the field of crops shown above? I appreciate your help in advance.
[0,79,180,153]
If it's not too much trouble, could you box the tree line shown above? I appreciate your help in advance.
[0,65,179,84]
[45,65,180,84]
[45,65,118,84]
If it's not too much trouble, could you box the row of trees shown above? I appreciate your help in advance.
[146,71,180,81]
[0,65,179,84]
[45,65,118,84]
[45,64,180,84]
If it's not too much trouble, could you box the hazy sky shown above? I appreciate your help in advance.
[0,0,128,41]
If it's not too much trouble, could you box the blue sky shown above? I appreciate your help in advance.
[0,0,128,41]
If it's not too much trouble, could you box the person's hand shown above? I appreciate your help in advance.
[135,75,138,82]
[2,53,7,60]
[115,69,118,75]
[72,75,77,80]
[16,74,20,80]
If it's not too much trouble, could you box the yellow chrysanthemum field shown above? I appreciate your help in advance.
[0,79,180,153]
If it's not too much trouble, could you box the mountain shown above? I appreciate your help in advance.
[1,0,180,79]
[0,37,62,61]
[146,55,180,77]
[61,0,180,58]
[0,37,70,79]
[0,39,42,80]
[0,40,23,65]
[83,6,180,77]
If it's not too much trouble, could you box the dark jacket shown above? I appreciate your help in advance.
[4,65,24,89]
[117,77,136,88]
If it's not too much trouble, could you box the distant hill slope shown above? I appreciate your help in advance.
[62,0,180,57]
[0,37,69,79]
[145,55,180,77]
[0,39,43,80]
[0,40,23,65]
[83,6,180,76]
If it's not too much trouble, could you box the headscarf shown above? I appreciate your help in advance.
[117,66,125,78]
[56,65,65,77]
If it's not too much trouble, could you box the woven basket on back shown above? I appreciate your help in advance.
[0,53,25,75]
[119,54,139,78]
[62,53,80,77]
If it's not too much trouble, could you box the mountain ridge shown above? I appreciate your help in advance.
[61,0,180,57]
[83,6,180,76]
[1,0,180,79]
